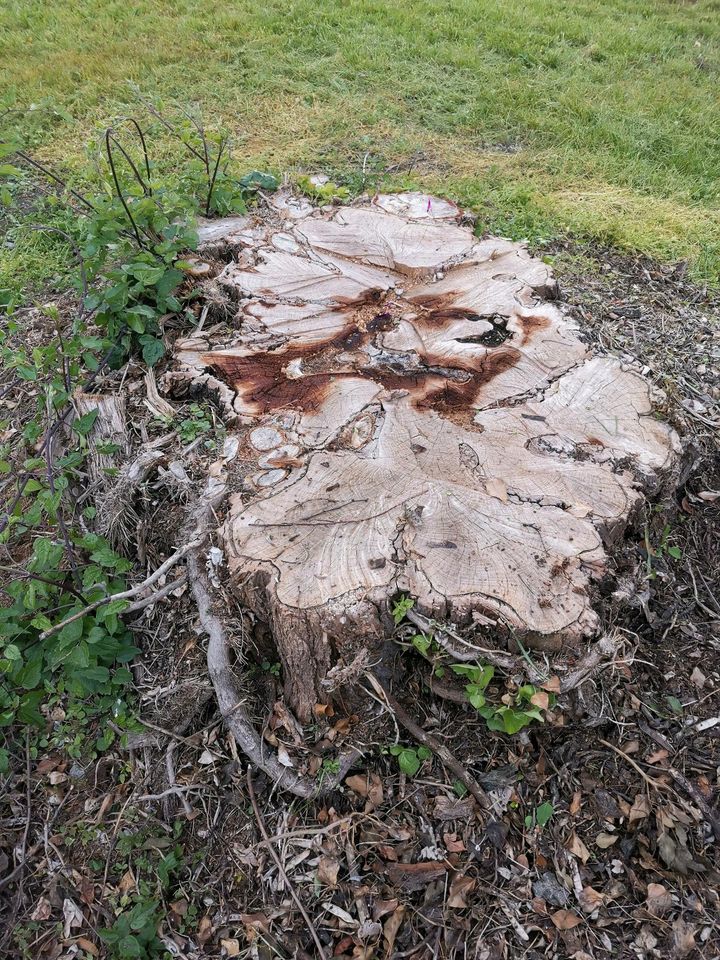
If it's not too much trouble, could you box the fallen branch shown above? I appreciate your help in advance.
[39,540,201,641]
[365,671,490,810]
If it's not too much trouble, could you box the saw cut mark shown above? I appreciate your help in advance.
[168,191,680,720]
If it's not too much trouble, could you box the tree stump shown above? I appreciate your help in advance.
[170,192,680,721]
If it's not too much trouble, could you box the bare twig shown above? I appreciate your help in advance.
[365,671,490,810]
[246,769,328,960]
[38,539,201,641]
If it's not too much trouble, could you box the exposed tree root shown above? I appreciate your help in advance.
[188,498,361,798]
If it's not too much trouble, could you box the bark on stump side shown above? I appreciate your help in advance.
[168,191,680,721]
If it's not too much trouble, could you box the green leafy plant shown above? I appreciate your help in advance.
[297,174,350,203]
[525,800,554,830]
[100,900,167,959]
[392,595,415,625]
[389,743,432,777]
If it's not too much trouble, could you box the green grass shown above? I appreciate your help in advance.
[2,0,720,281]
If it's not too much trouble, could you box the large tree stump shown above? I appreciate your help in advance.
[170,192,680,721]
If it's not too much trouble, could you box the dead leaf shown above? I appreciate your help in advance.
[118,869,136,895]
[629,794,651,824]
[317,855,340,887]
[197,915,213,944]
[76,938,99,957]
[485,477,508,502]
[373,899,399,922]
[569,791,582,816]
[448,874,476,908]
[565,831,590,863]
[443,832,466,853]
[647,748,669,764]
[578,886,605,914]
[276,743,294,768]
[62,898,84,939]
[240,913,270,941]
[690,667,706,689]
[550,909,582,931]
[530,690,549,710]
[646,882,672,917]
[433,795,475,821]
[541,676,561,693]
[672,918,696,958]
[220,939,240,957]
[314,702,335,718]
[31,897,52,921]
[345,772,384,810]
[595,832,618,849]
[383,904,406,954]
[386,861,447,892]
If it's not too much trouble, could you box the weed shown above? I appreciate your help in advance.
[388,743,432,777]
[525,800,554,831]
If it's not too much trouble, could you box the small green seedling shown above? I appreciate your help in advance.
[392,595,415,625]
[525,801,554,830]
[389,744,432,777]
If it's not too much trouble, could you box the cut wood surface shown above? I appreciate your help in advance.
[169,192,680,720]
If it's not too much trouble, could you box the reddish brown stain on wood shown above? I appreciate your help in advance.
[202,296,524,417]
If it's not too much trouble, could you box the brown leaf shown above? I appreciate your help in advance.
[569,791,582,816]
[31,897,52,921]
[197,915,213,944]
[595,832,618,848]
[383,904,406,954]
[447,874,476,909]
[317,855,340,887]
[432,795,476,821]
[646,882,672,917]
[443,832,466,853]
[386,861,447,891]
[672,918,696,958]
[550,909,582,931]
[578,885,605,914]
[372,898,398,922]
[628,794,650,823]
[314,702,335,717]
[541,676,561,693]
[530,690,550,710]
[220,939,240,957]
[647,748,669,764]
[565,831,590,863]
[118,869,136,895]
[76,938,99,957]
[345,772,384,809]
[485,477,508,502]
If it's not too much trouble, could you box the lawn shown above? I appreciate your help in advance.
[1,0,720,280]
